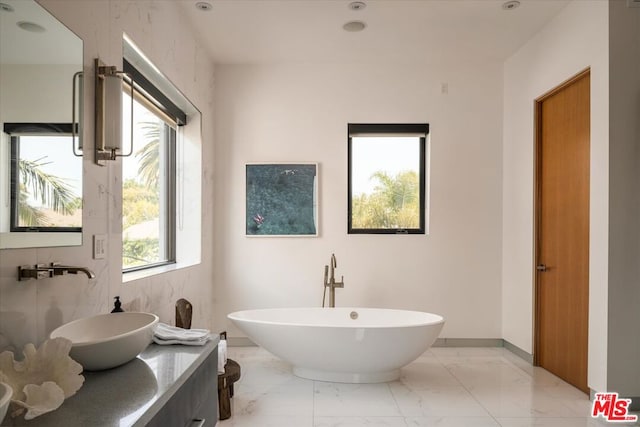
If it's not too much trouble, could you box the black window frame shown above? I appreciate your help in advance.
[348,123,428,235]
[121,62,180,274]
[5,123,82,233]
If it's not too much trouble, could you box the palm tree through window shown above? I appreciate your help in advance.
[121,84,176,271]
[7,124,82,231]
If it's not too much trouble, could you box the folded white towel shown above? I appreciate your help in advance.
[154,323,210,341]
[152,323,210,346]
[218,339,227,374]
[153,336,209,346]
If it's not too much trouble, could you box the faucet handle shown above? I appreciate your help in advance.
[50,262,69,276]
[18,264,52,281]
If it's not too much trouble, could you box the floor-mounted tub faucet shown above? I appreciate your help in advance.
[323,253,344,308]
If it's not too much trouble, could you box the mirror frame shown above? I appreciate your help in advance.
[0,0,84,249]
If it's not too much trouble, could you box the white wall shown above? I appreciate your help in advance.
[607,0,640,398]
[502,0,609,392]
[214,62,504,339]
[0,0,215,353]
[0,64,78,122]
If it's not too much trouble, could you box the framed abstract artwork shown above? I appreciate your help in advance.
[245,163,318,237]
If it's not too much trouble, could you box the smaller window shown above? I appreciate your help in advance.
[5,123,82,232]
[348,123,428,234]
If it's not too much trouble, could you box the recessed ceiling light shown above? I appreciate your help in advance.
[502,1,521,10]
[17,21,46,33]
[348,1,366,11]
[343,21,366,32]
[195,2,212,11]
[0,3,14,12]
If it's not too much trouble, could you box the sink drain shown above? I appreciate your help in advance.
[350,311,358,320]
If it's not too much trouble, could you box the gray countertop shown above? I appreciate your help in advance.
[2,337,219,427]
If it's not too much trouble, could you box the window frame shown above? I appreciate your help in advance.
[347,123,428,235]
[121,63,181,274]
[6,123,82,233]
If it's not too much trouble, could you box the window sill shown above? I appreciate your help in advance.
[122,259,200,283]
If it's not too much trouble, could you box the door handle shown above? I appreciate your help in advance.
[536,264,548,272]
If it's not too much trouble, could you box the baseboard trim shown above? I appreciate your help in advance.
[503,339,534,364]
[228,336,534,366]
[432,338,503,347]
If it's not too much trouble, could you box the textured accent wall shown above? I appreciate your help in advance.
[0,0,216,353]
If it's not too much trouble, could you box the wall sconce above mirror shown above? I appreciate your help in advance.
[0,0,84,249]
[94,58,133,166]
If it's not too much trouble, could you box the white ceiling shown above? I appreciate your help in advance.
[0,0,82,65]
[180,0,571,65]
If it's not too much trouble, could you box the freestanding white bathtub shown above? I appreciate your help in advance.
[227,307,444,383]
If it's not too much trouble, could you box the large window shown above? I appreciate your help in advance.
[6,123,82,232]
[348,123,428,234]
[121,60,182,271]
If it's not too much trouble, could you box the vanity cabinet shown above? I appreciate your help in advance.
[146,344,218,427]
[2,340,218,426]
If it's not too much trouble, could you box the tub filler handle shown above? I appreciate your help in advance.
[322,253,344,308]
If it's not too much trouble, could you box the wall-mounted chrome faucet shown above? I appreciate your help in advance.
[50,263,96,279]
[18,263,96,281]
[323,253,344,308]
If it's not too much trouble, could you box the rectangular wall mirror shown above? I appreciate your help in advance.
[348,123,428,234]
[0,0,84,249]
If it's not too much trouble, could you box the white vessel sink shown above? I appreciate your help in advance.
[50,312,159,371]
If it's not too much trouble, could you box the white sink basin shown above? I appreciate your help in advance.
[50,312,159,371]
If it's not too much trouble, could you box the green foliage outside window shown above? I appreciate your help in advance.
[122,237,159,267]
[122,179,159,230]
[17,158,81,227]
[122,121,162,269]
[351,170,420,229]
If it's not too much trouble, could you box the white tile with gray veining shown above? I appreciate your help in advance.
[0,0,217,356]
[218,346,605,427]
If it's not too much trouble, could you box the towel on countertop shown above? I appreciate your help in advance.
[218,338,227,374]
[153,322,210,346]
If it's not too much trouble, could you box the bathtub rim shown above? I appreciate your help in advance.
[227,307,445,329]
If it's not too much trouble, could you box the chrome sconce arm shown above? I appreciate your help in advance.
[71,70,83,157]
[94,58,134,166]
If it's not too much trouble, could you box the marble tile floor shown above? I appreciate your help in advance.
[218,346,639,427]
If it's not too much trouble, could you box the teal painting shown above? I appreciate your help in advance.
[246,163,318,236]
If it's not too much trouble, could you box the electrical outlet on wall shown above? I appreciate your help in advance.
[93,234,107,259]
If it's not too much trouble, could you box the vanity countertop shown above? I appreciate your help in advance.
[2,338,219,427]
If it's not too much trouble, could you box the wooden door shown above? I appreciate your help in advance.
[535,69,590,393]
